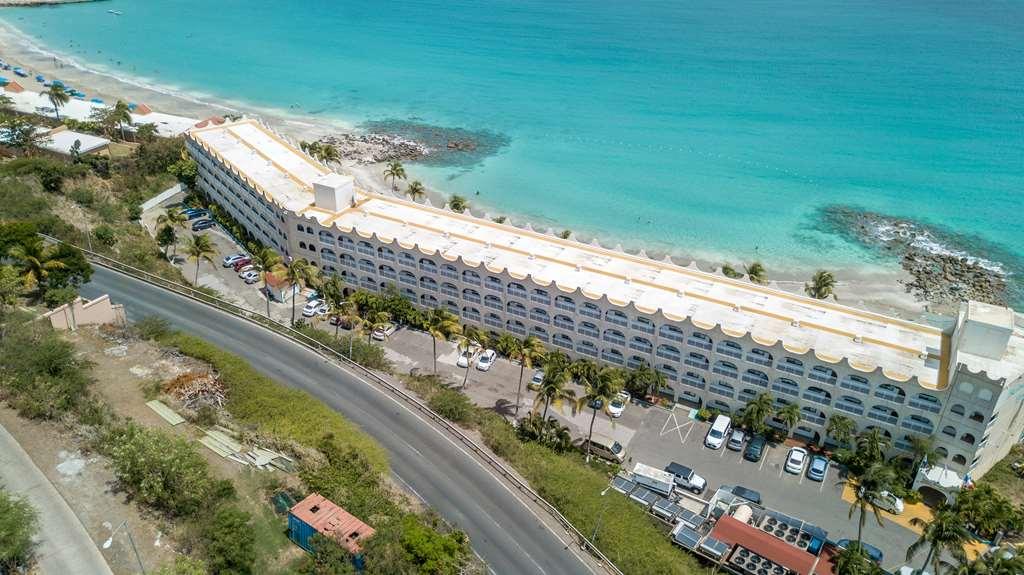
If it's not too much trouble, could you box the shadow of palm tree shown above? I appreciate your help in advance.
[492,398,516,417]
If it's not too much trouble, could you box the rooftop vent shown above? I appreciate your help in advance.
[791,320,801,328]
[853,335,863,343]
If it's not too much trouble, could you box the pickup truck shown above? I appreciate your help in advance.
[664,462,708,494]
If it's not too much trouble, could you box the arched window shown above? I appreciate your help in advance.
[299,241,307,249]
[530,308,550,324]
[419,276,438,291]
[716,340,742,359]
[399,270,416,285]
[687,331,713,350]
[421,294,438,306]
[656,344,681,361]
[909,393,942,414]
[507,282,527,297]
[941,426,956,437]
[378,246,396,261]
[632,316,655,334]
[771,377,799,397]
[507,300,527,317]
[867,404,899,425]
[554,295,575,311]
[950,404,965,416]
[575,339,598,357]
[578,321,599,338]
[840,374,871,394]
[554,314,574,330]
[531,326,549,341]
[778,356,804,376]
[874,383,906,404]
[952,454,967,466]
[684,352,709,370]
[462,270,481,285]
[902,414,934,435]
[712,360,738,379]
[809,365,838,385]
[601,347,624,365]
[605,309,628,326]
[603,328,625,345]
[461,306,481,321]
[552,332,573,350]
[742,369,769,388]
[659,324,685,342]
[418,258,437,272]
[506,319,527,336]
[484,294,503,310]
[531,288,550,304]
[969,411,986,423]
[630,336,653,353]
[462,288,481,303]
[935,447,948,459]
[978,388,993,402]
[440,264,457,279]
[960,433,976,445]
[746,348,773,366]
[957,382,975,396]
[803,386,832,406]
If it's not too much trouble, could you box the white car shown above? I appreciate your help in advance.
[371,322,397,340]
[868,490,905,515]
[784,447,808,474]
[608,391,630,418]
[301,299,325,317]
[222,253,247,267]
[240,270,260,284]
[527,370,544,390]
[457,348,475,368]
[475,349,497,371]
[236,264,255,276]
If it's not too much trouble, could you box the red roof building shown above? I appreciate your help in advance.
[709,516,819,575]
[289,493,375,554]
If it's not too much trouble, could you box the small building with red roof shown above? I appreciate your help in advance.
[288,493,375,554]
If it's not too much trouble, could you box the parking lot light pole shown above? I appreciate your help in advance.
[590,486,613,543]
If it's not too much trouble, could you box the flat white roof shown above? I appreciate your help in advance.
[40,128,109,155]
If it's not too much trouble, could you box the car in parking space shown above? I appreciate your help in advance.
[784,447,808,474]
[664,462,707,494]
[723,484,762,505]
[864,489,905,514]
[236,264,255,276]
[608,391,630,418]
[329,315,353,328]
[457,348,475,368]
[743,435,767,462]
[835,539,884,564]
[233,259,253,272]
[222,253,247,267]
[575,433,625,463]
[806,455,829,482]
[527,370,543,391]
[371,322,397,340]
[239,270,260,284]
[191,219,216,231]
[475,349,497,371]
[302,299,325,317]
[726,429,746,451]
[704,415,731,449]
[183,209,209,220]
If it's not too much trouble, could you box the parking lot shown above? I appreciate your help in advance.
[627,407,920,571]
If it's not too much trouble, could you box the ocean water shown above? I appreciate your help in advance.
[3,0,1023,274]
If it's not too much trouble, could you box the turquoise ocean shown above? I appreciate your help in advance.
[2,0,1022,277]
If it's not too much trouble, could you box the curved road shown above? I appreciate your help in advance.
[82,266,592,575]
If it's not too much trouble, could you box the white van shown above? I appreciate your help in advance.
[580,433,626,463]
[704,415,732,449]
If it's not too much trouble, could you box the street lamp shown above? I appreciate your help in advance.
[103,520,146,574]
[590,486,613,543]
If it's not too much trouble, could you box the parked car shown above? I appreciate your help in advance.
[232,258,253,271]
[457,348,475,368]
[608,391,630,418]
[475,349,496,371]
[306,290,320,301]
[576,433,625,463]
[329,315,353,328]
[727,429,746,451]
[704,415,731,449]
[191,219,215,231]
[527,370,543,391]
[864,490,904,514]
[743,435,767,462]
[371,322,397,340]
[785,447,808,474]
[664,462,707,494]
[806,455,829,482]
[183,209,209,220]
[222,253,247,267]
[236,264,255,276]
[723,484,762,505]
[302,299,325,317]
[835,539,884,564]
[240,270,260,284]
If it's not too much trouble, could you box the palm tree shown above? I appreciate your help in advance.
[907,504,970,575]
[283,258,314,326]
[109,100,133,140]
[776,402,801,436]
[7,238,66,291]
[843,463,897,547]
[533,366,575,421]
[740,392,775,435]
[406,180,426,202]
[567,358,600,389]
[425,308,462,373]
[957,545,1024,575]
[494,332,520,358]
[576,367,623,460]
[383,160,406,191]
[449,195,468,213]
[746,261,768,285]
[833,543,875,575]
[827,414,857,447]
[183,234,217,284]
[366,310,391,343]
[624,361,667,399]
[317,144,339,164]
[458,326,488,387]
[45,84,70,121]
[247,243,284,318]
[855,428,892,470]
[156,209,188,260]
[909,435,942,476]
[510,335,546,417]
[805,270,837,299]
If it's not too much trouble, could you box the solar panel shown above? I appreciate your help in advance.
[629,487,661,507]
[652,499,683,520]
[672,525,702,550]
[677,508,702,529]
[700,536,731,559]
[611,476,636,494]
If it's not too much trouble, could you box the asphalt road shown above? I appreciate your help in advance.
[82,266,592,575]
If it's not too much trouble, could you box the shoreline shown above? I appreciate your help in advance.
[0,18,940,320]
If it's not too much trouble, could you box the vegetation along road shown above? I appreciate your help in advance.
[81,265,593,575]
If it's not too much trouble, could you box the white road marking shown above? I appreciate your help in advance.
[682,423,694,444]
[758,448,769,471]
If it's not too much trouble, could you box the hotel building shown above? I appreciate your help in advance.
[186,118,1024,497]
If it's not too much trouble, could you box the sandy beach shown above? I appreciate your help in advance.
[0,19,935,320]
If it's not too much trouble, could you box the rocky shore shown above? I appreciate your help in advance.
[316,132,430,164]
[821,206,1013,307]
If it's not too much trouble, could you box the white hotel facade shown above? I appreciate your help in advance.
[186,118,1024,496]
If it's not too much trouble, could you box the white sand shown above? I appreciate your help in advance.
[0,21,935,320]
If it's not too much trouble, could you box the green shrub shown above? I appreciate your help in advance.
[299,436,398,522]
[68,186,98,208]
[292,323,391,372]
[428,388,474,424]
[200,505,255,575]
[0,321,93,419]
[362,513,470,575]
[98,422,234,517]
[157,332,389,473]
[153,556,208,575]
[0,487,38,572]
[42,286,78,308]
[296,534,356,575]
[92,224,118,247]
[134,315,172,340]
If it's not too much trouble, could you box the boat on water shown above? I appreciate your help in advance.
[107,9,123,16]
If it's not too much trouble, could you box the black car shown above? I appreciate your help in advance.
[743,434,767,462]
[191,219,216,231]
[727,485,762,505]
[184,209,209,220]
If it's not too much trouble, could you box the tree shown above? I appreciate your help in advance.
[183,234,216,284]
[154,557,208,575]
[156,209,188,259]
[508,335,546,417]
[383,160,406,191]
[201,505,255,575]
[957,545,1024,575]
[833,543,875,575]
[721,264,743,279]
[852,428,891,473]
[425,308,462,373]
[776,402,801,436]
[558,229,571,239]
[406,180,426,202]
[284,257,315,326]
[908,435,942,477]
[1,114,51,156]
[907,504,970,575]
[533,364,575,421]
[494,332,520,358]
[739,392,775,435]
[0,94,12,111]
[167,149,198,189]
[299,534,357,575]
[448,195,468,213]
[45,84,70,121]
[315,144,339,164]
[0,487,38,573]
[156,224,177,257]
[746,261,767,284]
[7,237,66,292]
[135,123,158,143]
[805,270,837,299]
[0,265,23,318]
[826,414,856,447]
[623,361,666,399]
[576,367,623,460]
[92,224,117,247]
[953,484,1023,540]
[366,310,391,343]
[248,243,283,318]
[109,100,133,140]
[843,463,897,547]
[457,326,488,387]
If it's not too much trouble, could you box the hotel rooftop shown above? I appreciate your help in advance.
[188,119,1024,390]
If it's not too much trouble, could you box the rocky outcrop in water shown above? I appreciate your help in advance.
[317,133,429,164]
[821,206,1015,307]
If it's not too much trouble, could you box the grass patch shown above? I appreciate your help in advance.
[979,444,1024,506]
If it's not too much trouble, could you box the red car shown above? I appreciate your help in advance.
[232,258,252,272]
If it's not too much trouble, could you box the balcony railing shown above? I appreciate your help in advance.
[659,331,685,343]
[629,342,653,353]
[834,402,865,416]
[839,380,870,395]
[399,276,417,286]
[507,287,528,299]
[901,420,934,435]
[462,311,481,322]
[579,307,601,319]
[462,276,481,286]
[893,439,913,452]
[680,374,706,389]
[552,338,572,350]
[874,391,905,404]
[484,299,502,310]
[578,327,599,339]
[419,283,438,293]
[398,258,416,268]
[418,263,437,273]
[357,245,375,256]
[867,411,898,426]
[717,347,742,360]
[709,385,734,399]
[808,372,837,385]
[576,345,598,358]
[742,374,768,388]
[603,334,625,346]
[507,307,527,318]
[606,316,628,327]
[688,338,712,351]
[771,384,799,397]
[379,253,396,262]
[358,263,376,273]
[554,319,574,331]
[441,286,458,297]
[440,269,458,280]
[529,312,550,324]
[508,324,527,336]
[484,316,503,329]
[801,413,826,426]
[554,300,575,312]
[802,392,832,406]
[530,294,551,305]
[776,363,804,377]
[485,281,503,292]
[463,293,482,304]
[601,352,624,365]
[380,270,397,280]
[339,242,355,252]
[656,349,681,361]
[683,358,708,370]
[712,366,738,379]
[632,323,655,335]
[746,354,772,367]
[908,399,941,414]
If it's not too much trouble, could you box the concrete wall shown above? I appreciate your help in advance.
[44,295,126,331]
